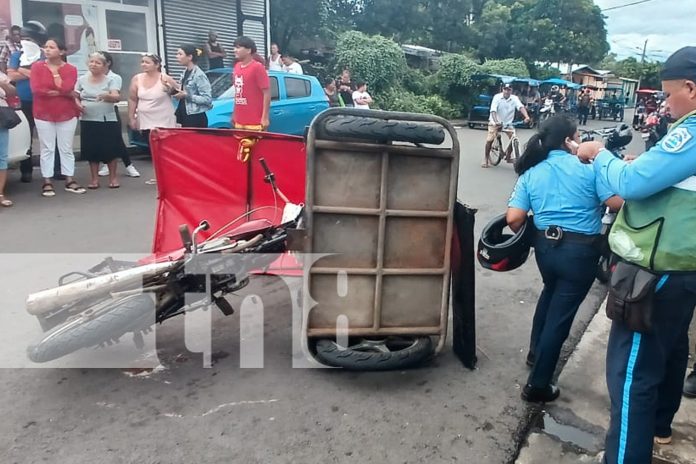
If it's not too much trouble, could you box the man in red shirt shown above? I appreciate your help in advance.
[232,36,270,131]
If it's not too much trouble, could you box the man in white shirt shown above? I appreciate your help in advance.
[483,84,530,168]
[281,56,303,74]
[352,81,372,109]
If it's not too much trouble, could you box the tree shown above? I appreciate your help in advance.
[480,58,530,77]
[471,1,513,59]
[333,31,407,93]
[270,0,328,52]
[507,0,609,66]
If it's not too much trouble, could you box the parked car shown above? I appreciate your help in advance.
[7,110,31,168]
[206,69,330,135]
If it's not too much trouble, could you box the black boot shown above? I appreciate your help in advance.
[521,384,560,403]
[684,370,696,398]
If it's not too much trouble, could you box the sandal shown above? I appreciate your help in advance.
[109,183,120,189]
[0,195,12,207]
[65,181,86,194]
[88,184,99,190]
[42,183,56,197]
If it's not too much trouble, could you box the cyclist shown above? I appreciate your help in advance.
[482,84,531,168]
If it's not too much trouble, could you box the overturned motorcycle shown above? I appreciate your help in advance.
[26,111,470,371]
[26,158,302,363]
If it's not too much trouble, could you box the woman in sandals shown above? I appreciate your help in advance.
[127,53,177,184]
[76,52,126,189]
[30,38,84,197]
[0,71,18,207]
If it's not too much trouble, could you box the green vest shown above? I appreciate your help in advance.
[609,181,696,271]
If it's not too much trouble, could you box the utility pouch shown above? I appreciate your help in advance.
[605,260,660,333]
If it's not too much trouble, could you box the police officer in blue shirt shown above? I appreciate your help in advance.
[507,115,623,403]
[577,46,696,464]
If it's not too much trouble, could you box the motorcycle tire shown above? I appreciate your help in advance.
[27,294,155,363]
[317,114,446,145]
[314,336,433,371]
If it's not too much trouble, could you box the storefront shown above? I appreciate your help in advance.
[1,0,269,93]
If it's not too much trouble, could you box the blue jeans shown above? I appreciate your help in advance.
[604,273,696,464]
[528,236,599,388]
[0,128,9,169]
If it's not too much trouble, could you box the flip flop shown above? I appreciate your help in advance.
[145,179,157,185]
[87,184,100,190]
[109,183,120,189]
[654,436,672,445]
[0,195,13,207]
[481,163,491,168]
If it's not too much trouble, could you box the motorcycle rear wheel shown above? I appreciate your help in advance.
[27,294,155,363]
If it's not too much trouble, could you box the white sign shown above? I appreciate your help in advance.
[107,39,122,51]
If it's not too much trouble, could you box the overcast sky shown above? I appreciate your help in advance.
[594,0,693,62]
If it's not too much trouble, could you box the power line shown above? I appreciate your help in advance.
[601,0,655,12]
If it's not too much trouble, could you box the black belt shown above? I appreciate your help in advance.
[536,226,600,245]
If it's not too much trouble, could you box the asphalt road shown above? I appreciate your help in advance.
[0,114,639,464]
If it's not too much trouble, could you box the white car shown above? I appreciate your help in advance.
[7,109,31,168]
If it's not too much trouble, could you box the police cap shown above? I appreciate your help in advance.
[661,46,696,82]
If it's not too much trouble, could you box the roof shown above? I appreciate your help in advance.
[402,44,443,57]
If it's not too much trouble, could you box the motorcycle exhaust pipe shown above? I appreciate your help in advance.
[25,261,180,316]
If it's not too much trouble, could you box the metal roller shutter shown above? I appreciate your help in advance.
[161,0,238,75]
[239,0,267,56]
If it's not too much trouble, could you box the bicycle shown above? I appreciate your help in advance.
[489,124,521,166]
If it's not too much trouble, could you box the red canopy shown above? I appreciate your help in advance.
[145,128,306,272]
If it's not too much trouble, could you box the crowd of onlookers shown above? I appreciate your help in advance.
[0,21,375,209]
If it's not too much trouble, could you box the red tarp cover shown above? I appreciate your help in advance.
[147,128,306,269]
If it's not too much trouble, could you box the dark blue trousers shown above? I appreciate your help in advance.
[604,273,696,464]
[528,237,599,388]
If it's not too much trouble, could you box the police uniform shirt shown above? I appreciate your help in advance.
[593,114,696,200]
[489,92,524,125]
[508,149,614,234]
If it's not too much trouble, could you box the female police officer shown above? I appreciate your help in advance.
[506,115,623,403]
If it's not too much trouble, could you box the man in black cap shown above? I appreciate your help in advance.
[577,46,696,464]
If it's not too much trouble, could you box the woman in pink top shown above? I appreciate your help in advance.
[127,53,177,184]
[127,53,177,142]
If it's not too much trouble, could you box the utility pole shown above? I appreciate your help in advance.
[641,39,648,64]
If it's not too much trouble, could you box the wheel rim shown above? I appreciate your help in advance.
[331,337,421,354]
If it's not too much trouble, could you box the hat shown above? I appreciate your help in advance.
[661,46,696,81]
[503,83,512,89]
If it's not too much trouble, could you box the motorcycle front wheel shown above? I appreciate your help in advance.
[27,294,155,363]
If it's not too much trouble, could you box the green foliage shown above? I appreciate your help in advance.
[528,63,562,81]
[435,54,480,88]
[375,87,459,119]
[479,58,529,78]
[333,31,407,93]
[508,0,609,66]
[599,56,663,89]
[471,1,513,59]
[402,67,435,96]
